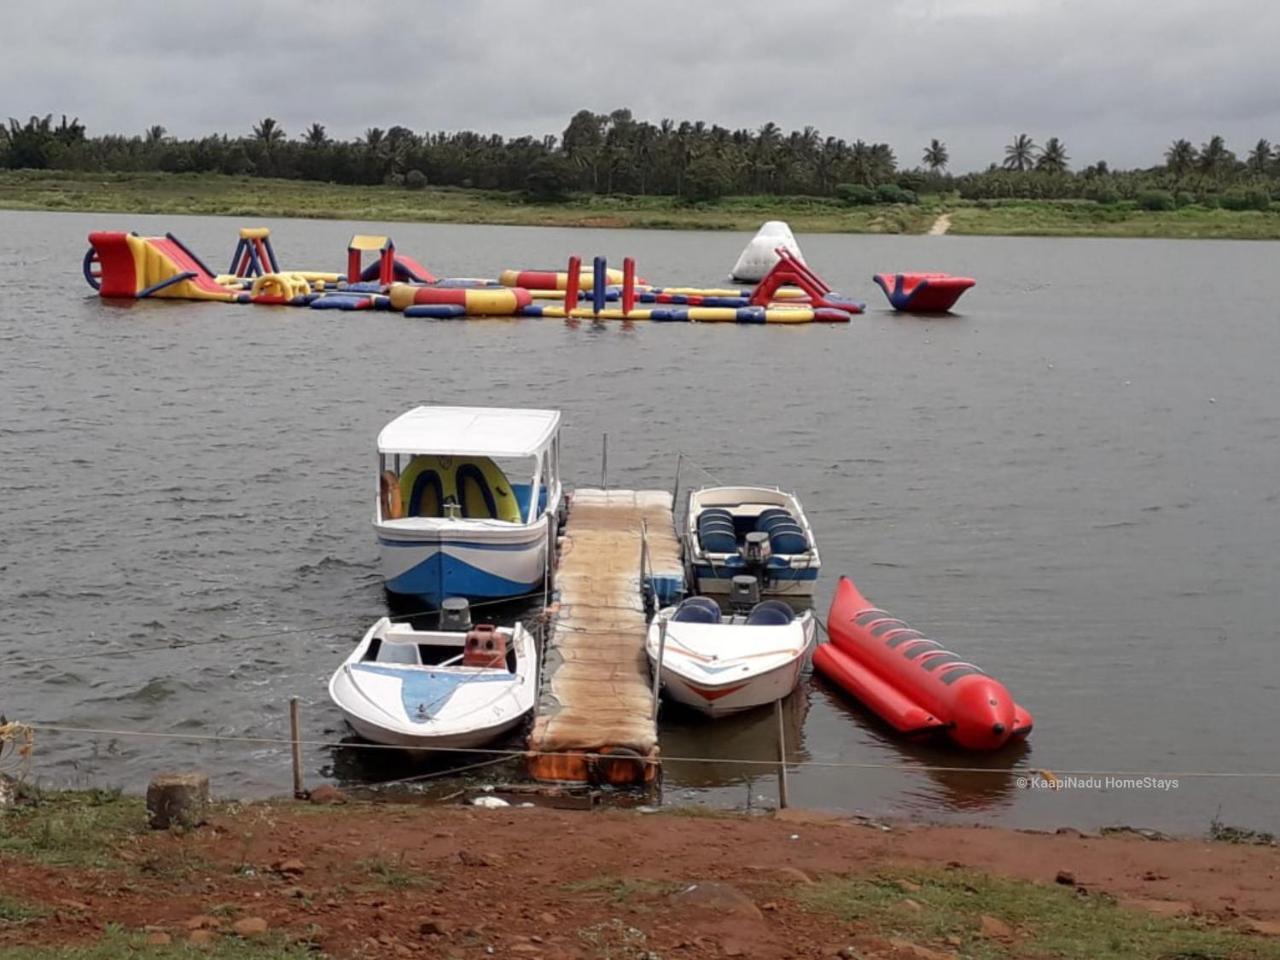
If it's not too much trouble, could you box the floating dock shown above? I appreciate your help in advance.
[527,488,684,785]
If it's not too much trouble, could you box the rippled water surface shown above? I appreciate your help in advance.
[3,210,1278,833]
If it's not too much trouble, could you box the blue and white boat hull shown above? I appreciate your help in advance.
[376,518,550,606]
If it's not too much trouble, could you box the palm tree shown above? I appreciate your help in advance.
[303,123,328,147]
[1164,139,1197,176]
[922,139,949,172]
[1247,138,1272,175]
[1198,135,1233,177]
[53,115,85,145]
[869,143,897,183]
[252,117,284,145]
[1035,137,1070,173]
[1003,134,1036,172]
[145,125,167,145]
[849,139,873,185]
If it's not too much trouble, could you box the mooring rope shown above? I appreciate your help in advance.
[21,723,1280,782]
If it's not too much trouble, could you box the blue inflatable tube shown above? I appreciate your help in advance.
[404,304,468,319]
[311,294,372,310]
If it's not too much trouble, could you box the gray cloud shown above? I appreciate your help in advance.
[5,0,1278,171]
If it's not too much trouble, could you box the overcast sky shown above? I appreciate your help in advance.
[5,0,1277,172]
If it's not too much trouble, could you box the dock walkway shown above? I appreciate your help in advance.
[527,488,683,785]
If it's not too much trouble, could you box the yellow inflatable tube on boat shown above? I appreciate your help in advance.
[397,455,522,522]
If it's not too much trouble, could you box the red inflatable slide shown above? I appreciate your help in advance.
[815,576,1032,751]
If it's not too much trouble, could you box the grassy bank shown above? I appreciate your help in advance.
[947,197,1280,240]
[6,169,1280,239]
[4,789,1280,958]
[0,170,930,234]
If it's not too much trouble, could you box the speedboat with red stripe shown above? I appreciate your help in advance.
[647,596,816,718]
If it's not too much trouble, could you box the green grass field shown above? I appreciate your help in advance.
[2,169,1279,239]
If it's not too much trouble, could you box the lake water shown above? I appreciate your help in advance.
[3,210,1278,835]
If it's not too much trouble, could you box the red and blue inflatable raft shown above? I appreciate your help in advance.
[814,576,1032,751]
[874,272,975,313]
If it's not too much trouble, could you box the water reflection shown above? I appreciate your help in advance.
[659,686,810,788]
[810,676,1029,812]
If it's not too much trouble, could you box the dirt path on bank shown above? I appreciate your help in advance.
[927,213,953,235]
[3,801,1279,958]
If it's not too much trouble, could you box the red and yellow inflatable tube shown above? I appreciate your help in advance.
[388,282,532,316]
[499,268,629,291]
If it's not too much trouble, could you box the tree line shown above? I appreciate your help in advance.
[3,110,1279,209]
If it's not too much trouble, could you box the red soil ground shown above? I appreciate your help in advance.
[3,800,1279,958]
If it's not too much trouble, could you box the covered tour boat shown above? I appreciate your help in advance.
[374,406,562,607]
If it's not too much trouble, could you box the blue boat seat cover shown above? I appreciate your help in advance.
[769,524,808,554]
[758,512,798,533]
[700,529,738,553]
[745,600,795,626]
[756,507,791,527]
[698,518,736,536]
[672,596,722,623]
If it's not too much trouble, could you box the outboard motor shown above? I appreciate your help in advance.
[742,530,772,567]
[440,596,472,631]
[729,574,761,613]
[738,530,772,595]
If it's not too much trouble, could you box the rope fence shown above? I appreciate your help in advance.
[22,723,1280,783]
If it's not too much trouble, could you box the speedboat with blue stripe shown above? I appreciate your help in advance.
[374,406,563,607]
[329,618,537,749]
[684,486,821,600]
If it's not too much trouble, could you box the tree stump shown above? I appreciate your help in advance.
[146,771,209,829]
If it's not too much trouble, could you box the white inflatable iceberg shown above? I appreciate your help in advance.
[730,221,805,282]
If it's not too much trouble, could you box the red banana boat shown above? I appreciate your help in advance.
[815,576,1032,750]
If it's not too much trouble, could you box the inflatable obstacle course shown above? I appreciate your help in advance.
[514,254,862,322]
[87,225,991,324]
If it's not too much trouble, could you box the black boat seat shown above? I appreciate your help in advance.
[745,600,795,626]
[672,596,722,623]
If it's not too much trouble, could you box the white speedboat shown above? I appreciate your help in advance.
[646,596,816,718]
[374,406,562,607]
[329,618,538,749]
[684,486,821,600]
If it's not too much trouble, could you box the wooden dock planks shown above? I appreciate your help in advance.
[527,488,683,785]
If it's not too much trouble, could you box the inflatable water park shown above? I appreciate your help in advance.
[83,222,976,320]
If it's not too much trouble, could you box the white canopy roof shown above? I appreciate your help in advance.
[377,406,561,458]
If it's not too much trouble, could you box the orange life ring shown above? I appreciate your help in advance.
[380,471,404,520]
